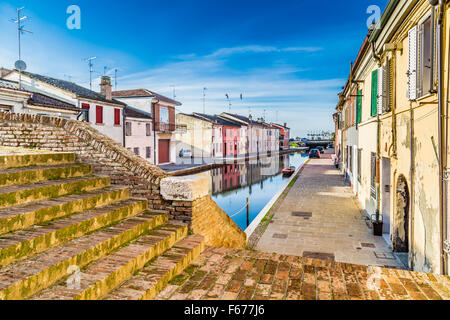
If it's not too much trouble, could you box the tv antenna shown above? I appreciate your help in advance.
[203,87,207,114]
[11,7,32,89]
[84,56,97,90]
[225,94,231,112]
[114,69,118,90]
[170,85,176,99]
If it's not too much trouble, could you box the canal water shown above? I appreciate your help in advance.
[196,152,309,231]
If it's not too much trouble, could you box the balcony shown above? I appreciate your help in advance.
[155,122,176,132]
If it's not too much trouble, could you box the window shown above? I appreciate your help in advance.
[125,122,132,136]
[356,90,362,124]
[114,108,121,125]
[408,16,436,100]
[96,106,103,124]
[146,147,151,159]
[81,103,90,122]
[159,107,169,123]
[371,70,378,117]
[134,147,139,156]
[146,123,151,136]
[371,152,377,200]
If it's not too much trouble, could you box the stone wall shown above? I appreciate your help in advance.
[161,175,247,249]
[0,112,169,210]
[0,112,248,249]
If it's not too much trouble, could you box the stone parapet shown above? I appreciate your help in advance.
[0,112,168,210]
[161,175,247,249]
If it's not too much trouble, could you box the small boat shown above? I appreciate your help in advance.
[282,166,296,177]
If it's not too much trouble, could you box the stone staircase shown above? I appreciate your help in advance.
[0,152,205,300]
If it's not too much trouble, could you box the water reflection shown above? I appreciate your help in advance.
[197,152,309,230]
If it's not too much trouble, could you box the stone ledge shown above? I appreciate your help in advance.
[160,175,209,201]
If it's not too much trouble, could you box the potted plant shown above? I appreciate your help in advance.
[372,211,383,236]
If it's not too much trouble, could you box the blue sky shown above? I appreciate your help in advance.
[0,0,388,137]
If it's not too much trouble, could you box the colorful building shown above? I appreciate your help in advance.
[334,0,450,275]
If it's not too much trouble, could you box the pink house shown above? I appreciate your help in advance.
[222,123,241,157]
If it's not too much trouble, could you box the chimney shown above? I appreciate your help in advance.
[284,123,287,128]
[100,76,112,100]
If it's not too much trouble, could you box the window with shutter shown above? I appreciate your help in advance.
[146,123,151,136]
[356,90,362,124]
[370,152,377,199]
[125,122,132,136]
[377,67,386,115]
[96,106,103,124]
[371,70,378,117]
[114,108,120,125]
[408,26,418,100]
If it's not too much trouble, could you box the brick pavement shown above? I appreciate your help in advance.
[155,246,450,300]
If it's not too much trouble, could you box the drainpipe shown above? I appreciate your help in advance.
[410,101,415,270]
[152,100,160,165]
[372,39,382,223]
[433,0,447,275]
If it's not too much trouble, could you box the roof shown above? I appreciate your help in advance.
[112,89,182,106]
[272,123,291,130]
[123,106,153,120]
[178,113,242,127]
[27,92,79,112]
[19,71,125,106]
[0,78,21,91]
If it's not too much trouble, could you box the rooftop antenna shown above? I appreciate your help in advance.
[170,85,176,99]
[114,69,118,90]
[84,56,97,90]
[103,66,108,76]
[263,109,266,122]
[203,87,207,114]
[11,7,32,89]
[225,94,231,112]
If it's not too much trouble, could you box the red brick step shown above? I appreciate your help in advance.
[0,198,148,267]
[31,224,189,300]
[0,211,167,300]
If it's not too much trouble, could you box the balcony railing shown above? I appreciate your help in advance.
[155,122,176,132]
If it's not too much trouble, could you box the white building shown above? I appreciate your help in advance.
[4,71,126,145]
[0,78,82,119]
[112,89,182,165]
[124,106,154,163]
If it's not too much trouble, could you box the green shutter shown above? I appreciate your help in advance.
[371,70,378,117]
[356,89,362,124]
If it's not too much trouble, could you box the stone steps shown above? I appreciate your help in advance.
[0,186,130,235]
[0,152,76,170]
[0,198,148,267]
[0,163,93,187]
[0,150,203,301]
[31,224,189,300]
[0,211,168,300]
[0,175,111,209]
[103,235,205,300]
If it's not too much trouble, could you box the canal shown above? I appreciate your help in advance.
[195,152,309,231]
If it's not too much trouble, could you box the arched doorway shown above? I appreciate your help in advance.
[394,175,409,252]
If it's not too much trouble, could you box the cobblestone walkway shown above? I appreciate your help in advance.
[155,247,450,300]
[255,151,405,269]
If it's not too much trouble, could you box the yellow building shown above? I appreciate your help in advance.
[336,0,450,274]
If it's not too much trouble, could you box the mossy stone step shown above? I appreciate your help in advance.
[0,164,93,187]
[0,153,76,170]
[103,235,205,300]
[0,211,168,300]
[0,198,148,268]
[0,175,111,210]
[31,224,189,300]
[0,186,130,235]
